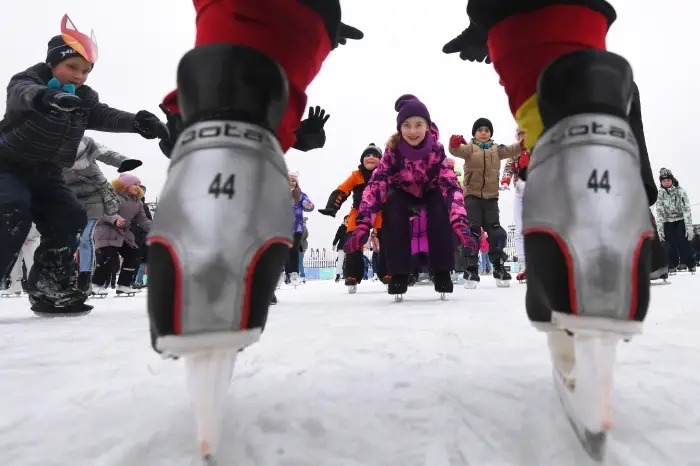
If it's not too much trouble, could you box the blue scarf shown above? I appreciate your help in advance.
[473,139,493,150]
[47,77,76,95]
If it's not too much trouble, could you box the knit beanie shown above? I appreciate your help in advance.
[659,168,674,182]
[46,35,82,68]
[118,173,141,190]
[288,171,299,183]
[360,143,382,163]
[472,117,494,137]
[395,94,431,130]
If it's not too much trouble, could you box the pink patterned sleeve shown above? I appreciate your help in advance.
[437,162,467,224]
[356,149,393,225]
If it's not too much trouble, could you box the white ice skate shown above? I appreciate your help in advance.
[288,272,301,288]
[90,285,109,299]
[1,280,23,298]
[115,285,138,297]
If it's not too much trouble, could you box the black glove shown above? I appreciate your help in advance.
[158,104,184,158]
[318,189,348,217]
[293,106,330,152]
[442,23,491,63]
[118,159,142,173]
[133,110,169,140]
[336,23,364,48]
[35,88,82,113]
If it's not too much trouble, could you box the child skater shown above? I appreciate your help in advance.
[0,15,167,315]
[345,95,477,298]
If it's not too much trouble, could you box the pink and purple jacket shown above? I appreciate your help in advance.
[356,130,468,229]
[411,208,428,255]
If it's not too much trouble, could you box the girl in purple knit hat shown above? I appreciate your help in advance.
[344,94,477,300]
[91,174,152,296]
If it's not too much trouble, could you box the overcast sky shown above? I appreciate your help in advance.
[2,0,697,247]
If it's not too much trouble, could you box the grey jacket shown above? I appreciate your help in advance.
[63,136,126,219]
[94,191,152,250]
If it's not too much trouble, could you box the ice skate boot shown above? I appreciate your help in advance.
[523,50,654,459]
[450,271,464,284]
[649,266,669,285]
[335,274,341,283]
[77,272,92,293]
[492,258,511,288]
[668,266,677,275]
[678,264,687,271]
[288,272,301,288]
[463,266,480,289]
[26,259,87,310]
[388,274,409,302]
[270,293,277,305]
[90,284,109,298]
[345,277,358,294]
[147,44,294,462]
[433,271,453,300]
[1,280,23,297]
[115,285,138,297]
[689,265,696,274]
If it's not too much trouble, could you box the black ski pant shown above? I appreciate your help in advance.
[284,232,302,274]
[464,196,507,267]
[663,220,695,268]
[93,244,141,288]
[0,170,85,288]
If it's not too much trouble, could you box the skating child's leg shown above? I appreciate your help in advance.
[0,172,32,283]
[382,190,413,275]
[424,189,455,273]
[464,195,483,273]
[116,245,142,288]
[92,247,119,286]
[78,219,98,273]
[468,0,653,328]
[27,177,87,303]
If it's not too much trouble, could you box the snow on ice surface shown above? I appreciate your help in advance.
[1,276,699,466]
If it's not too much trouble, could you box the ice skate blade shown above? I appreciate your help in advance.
[348,285,357,294]
[33,310,92,317]
[650,280,670,286]
[463,280,478,290]
[185,347,238,462]
[438,292,447,300]
[393,295,404,302]
[157,328,262,357]
[495,279,511,288]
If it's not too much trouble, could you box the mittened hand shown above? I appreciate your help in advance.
[37,87,82,113]
[442,24,491,64]
[449,135,467,149]
[133,110,169,140]
[344,222,370,253]
[118,159,142,173]
[452,222,478,253]
[335,23,364,48]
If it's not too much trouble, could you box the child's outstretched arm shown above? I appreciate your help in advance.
[356,152,392,224]
[501,158,515,186]
[6,70,47,113]
[87,93,137,133]
[301,193,315,212]
[497,141,524,160]
[318,171,363,217]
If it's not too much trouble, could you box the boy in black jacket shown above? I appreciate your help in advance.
[0,16,167,314]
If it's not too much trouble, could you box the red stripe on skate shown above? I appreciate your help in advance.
[241,237,292,330]
[147,236,183,335]
[629,232,654,320]
[523,227,578,315]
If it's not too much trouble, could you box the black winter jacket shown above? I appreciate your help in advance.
[0,63,136,176]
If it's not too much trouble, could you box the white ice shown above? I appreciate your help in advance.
[1,275,698,466]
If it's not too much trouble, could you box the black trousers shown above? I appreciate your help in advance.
[93,244,142,287]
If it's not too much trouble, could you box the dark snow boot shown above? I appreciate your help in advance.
[433,271,453,293]
[77,272,92,293]
[388,274,409,295]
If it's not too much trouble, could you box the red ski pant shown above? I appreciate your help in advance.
[162,0,332,152]
[487,5,608,150]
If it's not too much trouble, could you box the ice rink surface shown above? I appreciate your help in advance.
[1,273,698,466]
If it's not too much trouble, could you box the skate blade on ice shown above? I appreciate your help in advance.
[464,280,478,289]
[347,284,357,294]
[393,294,404,302]
[552,328,625,462]
[495,279,511,288]
[158,330,260,462]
